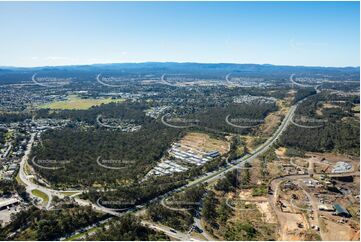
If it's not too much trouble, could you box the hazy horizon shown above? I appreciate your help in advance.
[1,61,360,69]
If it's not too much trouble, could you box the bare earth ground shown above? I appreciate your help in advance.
[179,132,229,155]
[271,150,360,241]
[316,102,341,116]
[277,212,308,241]
[306,152,360,173]
[321,219,358,241]
[275,147,287,157]
[240,135,258,152]
[256,202,278,223]
[236,188,277,224]
[285,90,297,104]
[258,100,288,136]
[259,112,282,136]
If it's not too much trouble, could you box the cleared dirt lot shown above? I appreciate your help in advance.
[256,201,277,223]
[321,218,359,241]
[277,212,309,241]
[275,147,287,157]
[179,132,229,154]
[316,102,341,116]
[305,152,359,164]
[306,152,359,173]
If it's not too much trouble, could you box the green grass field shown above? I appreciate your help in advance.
[31,189,49,204]
[39,95,125,110]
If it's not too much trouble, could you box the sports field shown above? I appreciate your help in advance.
[39,95,125,110]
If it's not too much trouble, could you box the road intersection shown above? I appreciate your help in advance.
[17,74,324,240]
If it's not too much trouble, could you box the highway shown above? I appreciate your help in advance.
[225,114,260,129]
[160,73,177,87]
[18,133,196,240]
[225,73,254,88]
[18,74,321,240]
[289,73,314,88]
[141,221,195,241]
[19,133,54,209]
[184,104,297,189]
[146,99,297,240]
[59,105,299,240]
[96,74,124,88]
[193,217,214,241]
[18,133,122,216]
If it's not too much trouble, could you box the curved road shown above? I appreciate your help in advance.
[19,133,54,209]
[183,104,297,190]
[20,74,321,239]
[18,133,120,215]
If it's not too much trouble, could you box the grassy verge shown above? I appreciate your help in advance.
[16,173,26,186]
[31,189,49,204]
[25,162,32,175]
[65,226,99,241]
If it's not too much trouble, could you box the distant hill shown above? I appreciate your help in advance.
[0,62,359,84]
[1,62,359,72]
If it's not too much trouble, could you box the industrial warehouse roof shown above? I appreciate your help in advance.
[333,203,350,216]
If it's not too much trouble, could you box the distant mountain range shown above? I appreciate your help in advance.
[0,62,359,72]
[0,62,359,84]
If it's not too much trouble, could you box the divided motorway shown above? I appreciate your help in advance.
[182,73,321,190]
[17,74,313,240]
[184,104,297,189]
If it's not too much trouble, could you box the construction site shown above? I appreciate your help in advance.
[268,147,360,240]
[145,132,229,178]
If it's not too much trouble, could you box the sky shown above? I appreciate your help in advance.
[0,1,359,67]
